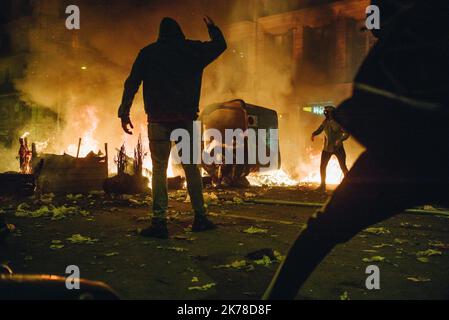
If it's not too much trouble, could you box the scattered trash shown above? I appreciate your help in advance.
[363,227,390,235]
[174,235,197,242]
[15,203,32,217]
[428,240,449,250]
[362,256,386,263]
[244,192,256,199]
[232,196,244,204]
[66,194,83,201]
[246,248,284,263]
[214,260,248,270]
[243,226,268,234]
[104,252,120,257]
[52,205,89,220]
[188,282,216,291]
[156,246,189,252]
[372,243,393,249]
[416,249,442,257]
[394,238,409,245]
[253,255,273,266]
[15,203,89,220]
[406,276,431,282]
[340,291,350,300]
[191,277,199,283]
[417,257,429,263]
[246,248,276,260]
[66,234,99,244]
[50,244,65,250]
[400,222,422,228]
[50,240,64,250]
[273,250,284,262]
[363,249,378,253]
[128,198,147,206]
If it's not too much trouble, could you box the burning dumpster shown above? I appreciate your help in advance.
[200,99,280,187]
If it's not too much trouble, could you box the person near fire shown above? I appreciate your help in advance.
[264,0,449,299]
[311,105,349,192]
[118,16,227,238]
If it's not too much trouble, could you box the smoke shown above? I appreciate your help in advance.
[4,0,365,179]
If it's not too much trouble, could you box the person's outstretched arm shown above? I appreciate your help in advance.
[199,16,227,67]
[118,50,144,134]
[311,121,325,141]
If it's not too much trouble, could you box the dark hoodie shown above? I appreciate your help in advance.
[118,17,227,123]
[335,1,449,157]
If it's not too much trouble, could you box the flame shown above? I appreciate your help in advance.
[21,132,30,139]
[65,106,100,157]
[247,148,345,188]
[18,131,32,174]
[247,169,298,187]
[299,150,344,185]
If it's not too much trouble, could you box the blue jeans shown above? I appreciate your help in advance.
[148,122,206,218]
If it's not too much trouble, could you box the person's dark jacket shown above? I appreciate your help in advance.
[118,18,227,123]
[335,1,449,158]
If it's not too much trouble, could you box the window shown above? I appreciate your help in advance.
[300,23,336,84]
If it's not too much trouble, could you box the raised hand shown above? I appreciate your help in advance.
[203,15,216,28]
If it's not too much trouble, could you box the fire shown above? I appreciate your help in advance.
[21,132,30,139]
[141,148,178,188]
[65,106,100,157]
[18,132,32,174]
[299,150,344,185]
[247,169,298,187]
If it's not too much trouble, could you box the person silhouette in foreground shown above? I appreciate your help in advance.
[118,16,227,239]
[264,0,449,299]
[311,105,349,192]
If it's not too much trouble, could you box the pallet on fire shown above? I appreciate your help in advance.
[31,144,108,194]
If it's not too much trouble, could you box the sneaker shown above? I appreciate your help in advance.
[192,215,217,232]
[139,218,169,239]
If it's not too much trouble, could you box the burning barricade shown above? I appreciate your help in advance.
[31,141,108,194]
[103,135,150,195]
